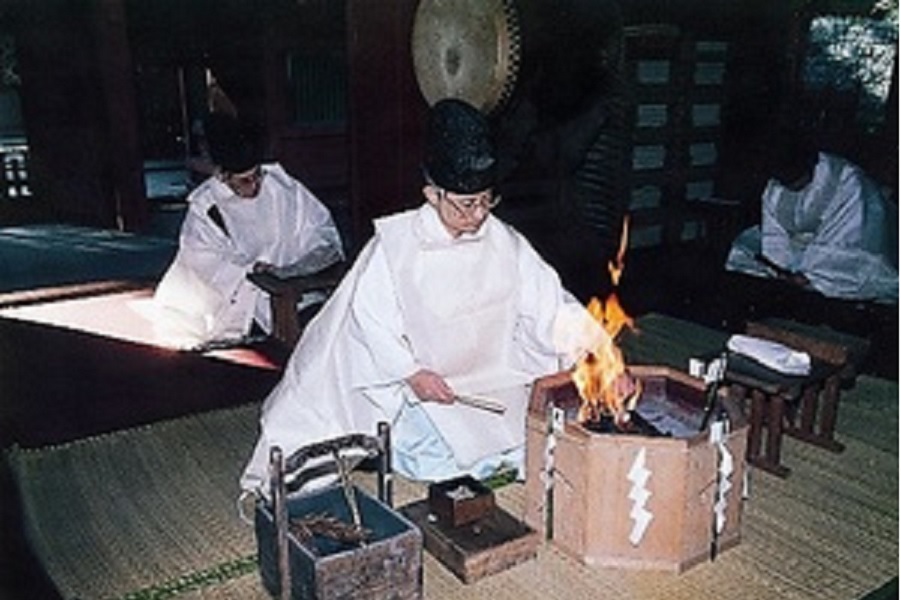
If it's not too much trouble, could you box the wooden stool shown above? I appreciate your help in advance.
[247,261,347,347]
[744,319,870,451]
[724,353,841,478]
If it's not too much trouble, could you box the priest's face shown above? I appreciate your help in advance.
[222,165,264,198]
[426,185,501,237]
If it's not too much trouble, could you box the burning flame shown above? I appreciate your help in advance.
[571,216,641,427]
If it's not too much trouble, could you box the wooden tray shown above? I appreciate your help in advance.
[401,499,539,584]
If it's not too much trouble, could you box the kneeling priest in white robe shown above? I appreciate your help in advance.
[153,114,344,349]
[240,99,604,494]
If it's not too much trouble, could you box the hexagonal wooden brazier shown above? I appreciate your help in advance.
[524,366,747,572]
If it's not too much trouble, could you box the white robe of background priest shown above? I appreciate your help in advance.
[760,152,898,302]
[726,152,898,303]
[240,202,602,492]
[153,163,344,348]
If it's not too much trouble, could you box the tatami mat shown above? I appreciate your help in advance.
[6,360,897,600]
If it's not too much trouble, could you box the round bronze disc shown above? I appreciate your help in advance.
[411,0,520,114]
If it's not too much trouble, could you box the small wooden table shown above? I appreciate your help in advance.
[247,262,347,346]
[724,353,842,478]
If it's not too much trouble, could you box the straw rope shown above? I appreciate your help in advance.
[5,314,897,600]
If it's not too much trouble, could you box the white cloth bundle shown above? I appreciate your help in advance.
[726,334,811,376]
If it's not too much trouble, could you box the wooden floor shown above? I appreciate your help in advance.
[0,241,896,599]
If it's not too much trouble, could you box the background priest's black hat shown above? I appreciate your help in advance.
[424,98,497,194]
[204,112,262,174]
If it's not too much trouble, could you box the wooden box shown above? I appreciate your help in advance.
[255,485,423,599]
[402,500,539,584]
[428,475,495,527]
[524,366,748,572]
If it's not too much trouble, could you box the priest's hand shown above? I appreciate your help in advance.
[406,369,455,404]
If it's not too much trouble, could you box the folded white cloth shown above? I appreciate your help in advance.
[726,334,811,376]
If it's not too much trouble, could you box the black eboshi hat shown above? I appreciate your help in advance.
[204,113,262,174]
[424,98,496,194]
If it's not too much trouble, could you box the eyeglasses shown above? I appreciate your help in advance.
[438,189,502,217]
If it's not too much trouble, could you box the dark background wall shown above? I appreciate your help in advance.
[0,0,895,262]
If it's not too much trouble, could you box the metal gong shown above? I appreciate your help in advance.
[411,0,521,114]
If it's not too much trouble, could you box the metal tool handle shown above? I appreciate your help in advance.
[282,433,378,475]
[270,447,290,600]
[278,425,391,505]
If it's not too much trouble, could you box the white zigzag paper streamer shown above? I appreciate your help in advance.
[716,446,734,532]
[541,408,565,491]
[709,421,734,533]
[715,446,734,532]
[542,431,556,491]
[627,447,653,545]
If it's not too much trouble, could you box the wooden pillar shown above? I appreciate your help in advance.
[15,3,112,225]
[91,0,147,232]
[346,0,426,251]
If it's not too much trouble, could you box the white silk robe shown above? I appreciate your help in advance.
[153,163,344,347]
[240,203,602,492]
[727,153,898,303]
